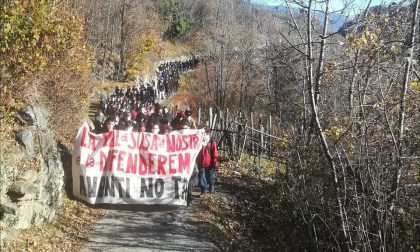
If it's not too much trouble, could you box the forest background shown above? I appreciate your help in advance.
[0,0,419,251]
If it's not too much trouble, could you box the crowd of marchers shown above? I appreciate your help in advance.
[92,57,199,134]
[94,100,197,134]
[156,57,199,100]
[91,56,217,204]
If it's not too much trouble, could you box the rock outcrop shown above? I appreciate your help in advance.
[0,103,65,237]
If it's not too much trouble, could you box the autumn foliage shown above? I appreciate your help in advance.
[0,0,92,145]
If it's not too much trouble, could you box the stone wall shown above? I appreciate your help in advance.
[0,104,65,244]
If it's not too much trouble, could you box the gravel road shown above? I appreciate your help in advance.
[81,191,218,252]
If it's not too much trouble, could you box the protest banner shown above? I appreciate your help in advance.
[72,123,206,206]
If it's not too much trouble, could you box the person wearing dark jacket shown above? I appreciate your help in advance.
[146,103,166,132]
[163,106,173,124]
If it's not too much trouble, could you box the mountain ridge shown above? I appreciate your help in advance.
[252,3,349,32]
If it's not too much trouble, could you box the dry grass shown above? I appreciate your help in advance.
[1,197,103,252]
[91,80,134,94]
[192,159,285,251]
[159,40,194,60]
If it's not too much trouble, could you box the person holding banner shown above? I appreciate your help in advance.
[197,128,219,197]
[185,110,197,129]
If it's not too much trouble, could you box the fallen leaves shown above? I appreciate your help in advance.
[2,196,103,252]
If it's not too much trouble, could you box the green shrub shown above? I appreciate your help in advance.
[154,0,193,39]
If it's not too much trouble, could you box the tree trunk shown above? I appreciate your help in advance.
[306,1,350,249]
[101,0,113,83]
[390,0,419,209]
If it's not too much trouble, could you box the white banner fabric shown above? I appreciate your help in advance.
[72,123,205,206]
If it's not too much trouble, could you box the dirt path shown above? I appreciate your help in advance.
[82,58,224,251]
[81,189,220,252]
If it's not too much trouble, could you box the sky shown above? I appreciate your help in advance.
[250,0,400,17]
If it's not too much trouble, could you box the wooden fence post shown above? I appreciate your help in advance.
[218,111,223,131]
[237,111,243,159]
[259,124,264,169]
[209,107,213,128]
[251,112,254,155]
[258,114,263,168]
[225,108,229,130]
[225,108,230,157]
[198,107,201,125]
[211,113,218,130]
[269,115,272,158]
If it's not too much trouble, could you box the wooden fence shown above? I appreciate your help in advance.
[196,106,284,167]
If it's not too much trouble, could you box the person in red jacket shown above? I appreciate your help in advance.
[197,128,219,196]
